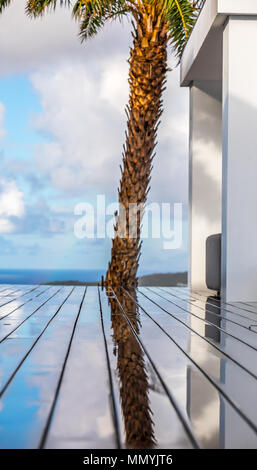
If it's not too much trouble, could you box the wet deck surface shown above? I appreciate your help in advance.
[0,284,257,449]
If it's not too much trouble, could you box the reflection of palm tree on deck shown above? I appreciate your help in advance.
[109,288,155,448]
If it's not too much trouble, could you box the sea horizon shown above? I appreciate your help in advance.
[0,268,106,285]
[0,268,186,285]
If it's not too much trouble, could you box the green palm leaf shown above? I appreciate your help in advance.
[73,0,199,58]
[26,0,71,16]
[72,1,129,40]
[168,3,197,58]
[0,0,11,14]
[158,0,199,58]
[24,1,200,59]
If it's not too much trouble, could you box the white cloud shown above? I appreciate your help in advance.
[0,0,131,75]
[0,179,25,234]
[28,62,189,204]
[30,61,128,197]
[100,59,129,112]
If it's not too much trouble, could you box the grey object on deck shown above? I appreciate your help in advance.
[206,233,221,291]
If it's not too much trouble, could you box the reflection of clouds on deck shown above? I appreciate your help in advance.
[33,339,114,447]
[41,287,116,449]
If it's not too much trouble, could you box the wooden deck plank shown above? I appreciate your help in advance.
[0,286,48,320]
[139,288,257,380]
[141,288,257,365]
[0,287,28,298]
[240,301,257,310]
[101,289,197,449]
[44,286,118,449]
[147,288,257,349]
[157,287,257,344]
[0,286,39,303]
[4,285,37,293]
[0,286,14,295]
[193,288,257,316]
[0,290,27,303]
[0,287,84,449]
[127,289,257,449]
[142,290,257,379]
[0,287,72,398]
[170,287,257,322]
[0,286,61,342]
[132,290,257,443]
[0,286,42,311]
[164,287,257,325]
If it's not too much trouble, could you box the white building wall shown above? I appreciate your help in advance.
[222,16,257,301]
[189,81,222,290]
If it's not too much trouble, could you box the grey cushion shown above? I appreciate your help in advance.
[206,234,221,291]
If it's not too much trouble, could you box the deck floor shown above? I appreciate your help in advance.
[0,284,257,449]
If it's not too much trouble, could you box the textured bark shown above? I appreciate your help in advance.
[106,7,168,288]
[109,288,155,448]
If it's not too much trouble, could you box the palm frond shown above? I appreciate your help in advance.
[26,0,72,17]
[25,0,200,57]
[73,0,129,40]
[195,0,205,9]
[162,0,199,58]
[0,0,11,14]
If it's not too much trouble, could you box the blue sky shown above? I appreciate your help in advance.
[0,76,42,160]
[0,1,189,275]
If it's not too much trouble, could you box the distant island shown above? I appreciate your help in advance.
[138,272,187,286]
[42,272,187,287]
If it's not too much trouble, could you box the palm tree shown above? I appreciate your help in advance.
[0,0,201,288]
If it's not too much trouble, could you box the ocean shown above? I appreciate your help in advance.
[0,269,106,285]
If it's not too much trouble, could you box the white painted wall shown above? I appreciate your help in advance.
[222,16,257,301]
[189,81,222,290]
[218,0,257,15]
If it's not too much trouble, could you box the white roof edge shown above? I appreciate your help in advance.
[180,0,257,87]
[218,0,257,15]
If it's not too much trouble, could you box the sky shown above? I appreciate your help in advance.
[0,0,189,274]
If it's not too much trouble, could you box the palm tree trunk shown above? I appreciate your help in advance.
[106,9,168,288]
